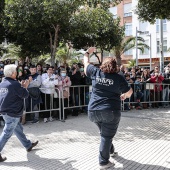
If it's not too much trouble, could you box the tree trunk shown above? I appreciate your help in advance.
[116,55,122,66]
[100,49,103,64]
[50,25,60,66]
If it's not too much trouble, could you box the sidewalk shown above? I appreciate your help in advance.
[0,108,170,170]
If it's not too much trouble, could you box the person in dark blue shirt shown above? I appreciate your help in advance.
[84,47,133,170]
[0,64,38,162]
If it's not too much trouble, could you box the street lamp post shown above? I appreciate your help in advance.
[135,27,138,66]
[160,19,164,73]
[147,33,152,70]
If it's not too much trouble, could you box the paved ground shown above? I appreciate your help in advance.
[0,108,170,170]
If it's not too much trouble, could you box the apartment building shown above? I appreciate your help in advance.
[109,0,170,69]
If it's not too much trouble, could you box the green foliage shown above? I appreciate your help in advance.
[128,59,136,67]
[2,0,123,65]
[86,0,121,10]
[56,43,82,65]
[112,36,149,65]
[3,0,84,64]
[0,0,5,44]
[70,8,124,52]
[136,0,170,23]
[0,43,21,61]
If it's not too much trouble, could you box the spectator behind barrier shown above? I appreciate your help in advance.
[54,68,71,119]
[24,65,42,124]
[40,66,59,123]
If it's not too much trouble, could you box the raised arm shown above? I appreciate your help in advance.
[84,47,96,75]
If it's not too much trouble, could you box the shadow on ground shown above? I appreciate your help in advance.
[0,151,78,170]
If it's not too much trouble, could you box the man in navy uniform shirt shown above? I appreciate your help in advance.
[0,64,38,162]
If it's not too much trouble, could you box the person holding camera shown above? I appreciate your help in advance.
[40,66,59,122]
[0,64,38,162]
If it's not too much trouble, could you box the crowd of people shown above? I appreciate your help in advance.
[118,64,170,110]
[1,59,170,121]
[0,59,92,124]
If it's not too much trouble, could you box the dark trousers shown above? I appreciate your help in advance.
[53,98,68,119]
[40,93,52,118]
[88,110,121,165]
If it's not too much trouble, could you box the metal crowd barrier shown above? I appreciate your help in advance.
[61,85,91,121]
[1,83,170,124]
[24,87,62,121]
[122,82,170,111]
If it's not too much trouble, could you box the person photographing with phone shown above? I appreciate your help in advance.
[84,47,133,169]
[0,64,38,162]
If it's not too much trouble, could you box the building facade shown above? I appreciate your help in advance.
[109,0,170,69]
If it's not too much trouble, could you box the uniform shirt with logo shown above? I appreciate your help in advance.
[86,64,130,111]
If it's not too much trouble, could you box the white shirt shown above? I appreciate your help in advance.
[40,73,58,94]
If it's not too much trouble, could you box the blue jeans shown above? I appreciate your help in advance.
[88,110,121,165]
[0,114,32,152]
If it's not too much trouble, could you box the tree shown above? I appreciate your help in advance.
[4,0,84,65]
[128,59,136,67]
[0,43,21,61]
[56,43,82,66]
[70,7,124,64]
[136,0,170,23]
[112,36,149,65]
[3,0,123,65]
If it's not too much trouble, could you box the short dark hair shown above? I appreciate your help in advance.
[30,65,36,68]
[47,66,54,70]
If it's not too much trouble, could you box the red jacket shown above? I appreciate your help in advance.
[149,75,164,91]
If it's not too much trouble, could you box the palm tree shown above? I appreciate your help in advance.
[112,36,149,66]
[56,43,82,66]
[0,43,21,61]
[128,59,136,67]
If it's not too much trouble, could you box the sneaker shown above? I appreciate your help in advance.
[0,154,7,162]
[99,161,115,170]
[110,152,118,157]
[48,117,54,122]
[32,119,39,124]
[27,141,39,152]
[44,118,48,123]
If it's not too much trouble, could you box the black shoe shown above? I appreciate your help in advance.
[0,154,7,162]
[27,141,39,152]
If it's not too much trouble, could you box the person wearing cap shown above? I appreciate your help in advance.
[0,64,38,162]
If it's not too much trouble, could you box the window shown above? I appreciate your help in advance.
[163,39,167,52]
[109,7,117,19]
[139,22,149,32]
[124,3,132,17]
[125,23,132,36]
[157,40,160,53]
[157,39,167,53]
[163,19,167,31]
[156,19,159,32]
[156,19,167,32]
